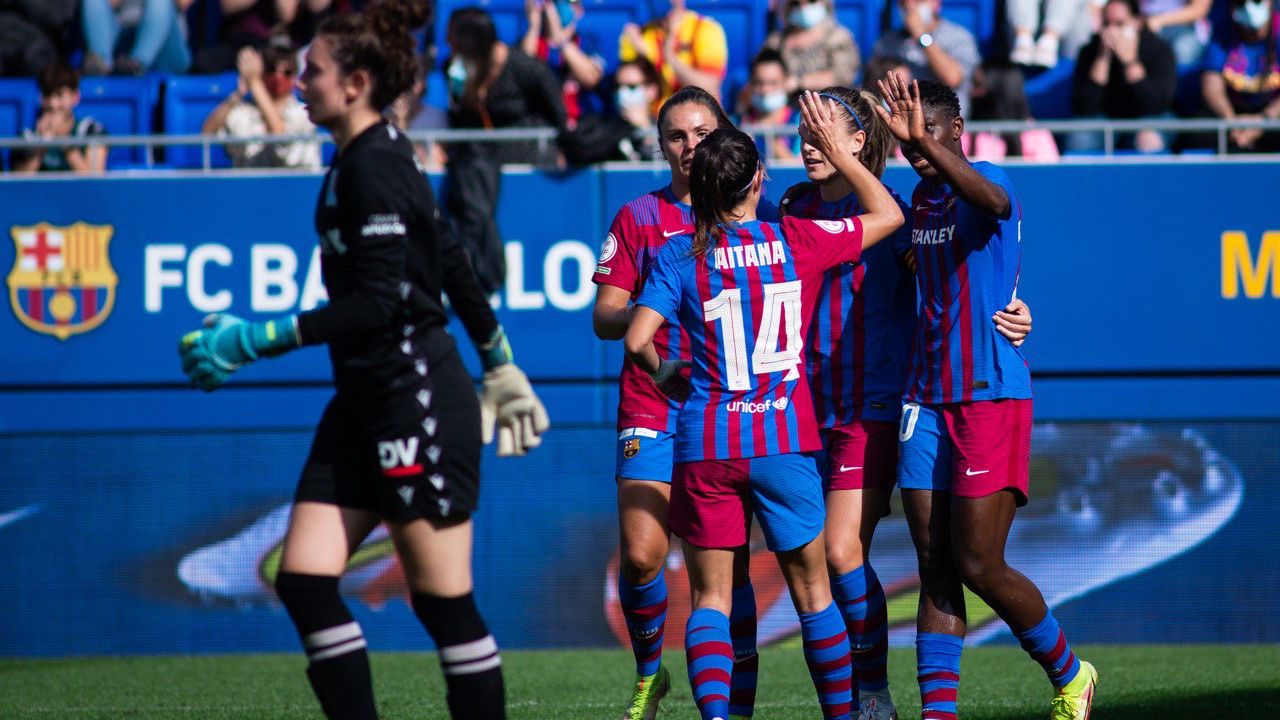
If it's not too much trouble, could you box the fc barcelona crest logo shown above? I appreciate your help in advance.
[623,438,641,459]
[7,222,117,340]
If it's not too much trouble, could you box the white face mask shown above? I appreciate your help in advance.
[751,90,789,113]
[616,85,649,109]
[1233,0,1272,30]
[788,2,829,28]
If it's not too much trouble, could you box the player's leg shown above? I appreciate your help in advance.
[751,453,854,720]
[823,421,897,718]
[670,458,753,720]
[276,399,385,720]
[728,544,758,720]
[944,400,1096,718]
[898,403,966,720]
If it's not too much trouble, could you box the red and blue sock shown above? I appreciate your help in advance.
[618,573,668,677]
[917,632,962,720]
[686,607,734,720]
[799,603,855,720]
[831,564,889,693]
[729,582,758,717]
[1015,611,1081,689]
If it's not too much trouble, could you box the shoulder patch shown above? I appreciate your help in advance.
[599,233,618,263]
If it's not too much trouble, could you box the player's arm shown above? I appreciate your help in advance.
[625,244,690,400]
[878,74,1011,220]
[624,306,664,374]
[798,91,903,250]
[593,285,634,340]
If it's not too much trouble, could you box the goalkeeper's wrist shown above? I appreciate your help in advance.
[249,315,301,358]
[477,325,513,371]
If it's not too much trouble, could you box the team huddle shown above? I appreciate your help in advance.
[597,77,1096,720]
[174,3,1094,719]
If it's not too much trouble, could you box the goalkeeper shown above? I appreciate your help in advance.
[176,7,546,714]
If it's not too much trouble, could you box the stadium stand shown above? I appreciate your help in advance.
[163,73,239,168]
[77,76,162,166]
[0,79,39,170]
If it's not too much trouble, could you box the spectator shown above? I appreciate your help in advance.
[443,7,567,294]
[1008,0,1092,67]
[200,43,320,169]
[1142,0,1212,65]
[12,62,107,174]
[559,57,662,164]
[968,63,1060,159]
[619,0,728,110]
[521,0,606,127]
[1071,0,1176,152]
[80,0,193,75]
[193,0,328,73]
[736,48,800,160]
[0,0,76,76]
[762,0,860,91]
[864,54,914,88]
[871,0,982,116]
[1201,0,1280,151]
[387,53,448,171]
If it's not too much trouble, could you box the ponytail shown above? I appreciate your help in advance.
[317,0,429,110]
[817,85,893,178]
[689,129,760,257]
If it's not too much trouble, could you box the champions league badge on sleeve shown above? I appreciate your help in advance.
[8,222,117,340]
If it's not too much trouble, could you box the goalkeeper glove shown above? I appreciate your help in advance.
[649,359,691,403]
[178,313,300,392]
[476,326,550,456]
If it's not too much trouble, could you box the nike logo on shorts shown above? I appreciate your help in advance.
[839,465,863,472]
[965,468,990,476]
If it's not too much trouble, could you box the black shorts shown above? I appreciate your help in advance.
[295,344,481,523]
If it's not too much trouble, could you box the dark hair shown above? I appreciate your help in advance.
[916,78,962,122]
[617,56,660,88]
[317,0,428,110]
[816,85,893,178]
[750,47,788,76]
[37,62,79,97]
[446,7,499,112]
[689,128,760,257]
[263,43,298,74]
[1104,0,1142,17]
[657,85,735,137]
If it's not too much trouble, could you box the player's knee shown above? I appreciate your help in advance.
[620,544,667,583]
[915,544,958,587]
[275,570,339,614]
[954,549,1001,593]
[824,538,864,576]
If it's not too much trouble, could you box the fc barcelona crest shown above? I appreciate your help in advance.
[623,438,641,459]
[7,222,117,340]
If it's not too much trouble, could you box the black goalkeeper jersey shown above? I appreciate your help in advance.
[299,121,498,397]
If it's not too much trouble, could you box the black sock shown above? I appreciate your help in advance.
[412,592,506,720]
[275,571,378,720]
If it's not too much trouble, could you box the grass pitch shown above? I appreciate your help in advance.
[3,645,1278,719]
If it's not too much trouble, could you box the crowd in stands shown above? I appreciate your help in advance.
[1,0,1277,174]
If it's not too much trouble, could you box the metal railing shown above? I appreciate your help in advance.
[1,118,1277,171]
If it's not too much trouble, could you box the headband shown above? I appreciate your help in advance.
[818,92,865,132]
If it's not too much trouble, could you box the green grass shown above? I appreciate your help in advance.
[2,645,1278,719]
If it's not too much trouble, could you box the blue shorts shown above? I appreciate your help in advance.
[896,402,953,493]
[616,427,676,482]
[670,453,825,553]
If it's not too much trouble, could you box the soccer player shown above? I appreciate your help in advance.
[177,2,549,718]
[876,73,1097,720]
[592,85,768,720]
[780,86,1033,720]
[624,93,904,720]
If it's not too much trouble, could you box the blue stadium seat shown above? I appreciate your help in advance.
[888,0,999,58]
[78,75,162,166]
[684,0,769,76]
[834,0,888,73]
[163,73,238,168]
[1023,60,1074,119]
[0,78,38,171]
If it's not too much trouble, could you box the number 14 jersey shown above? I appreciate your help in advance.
[638,215,865,462]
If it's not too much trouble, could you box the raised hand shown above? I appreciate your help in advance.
[875,71,925,144]
[798,90,854,162]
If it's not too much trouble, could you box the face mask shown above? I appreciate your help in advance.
[751,90,788,113]
[916,3,935,26]
[447,58,468,99]
[264,72,294,99]
[1233,0,1271,30]
[788,2,829,28]
[555,0,576,27]
[617,85,649,109]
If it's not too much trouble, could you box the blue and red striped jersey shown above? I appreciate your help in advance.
[637,215,865,462]
[905,162,1031,404]
[785,183,915,427]
[593,187,780,432]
